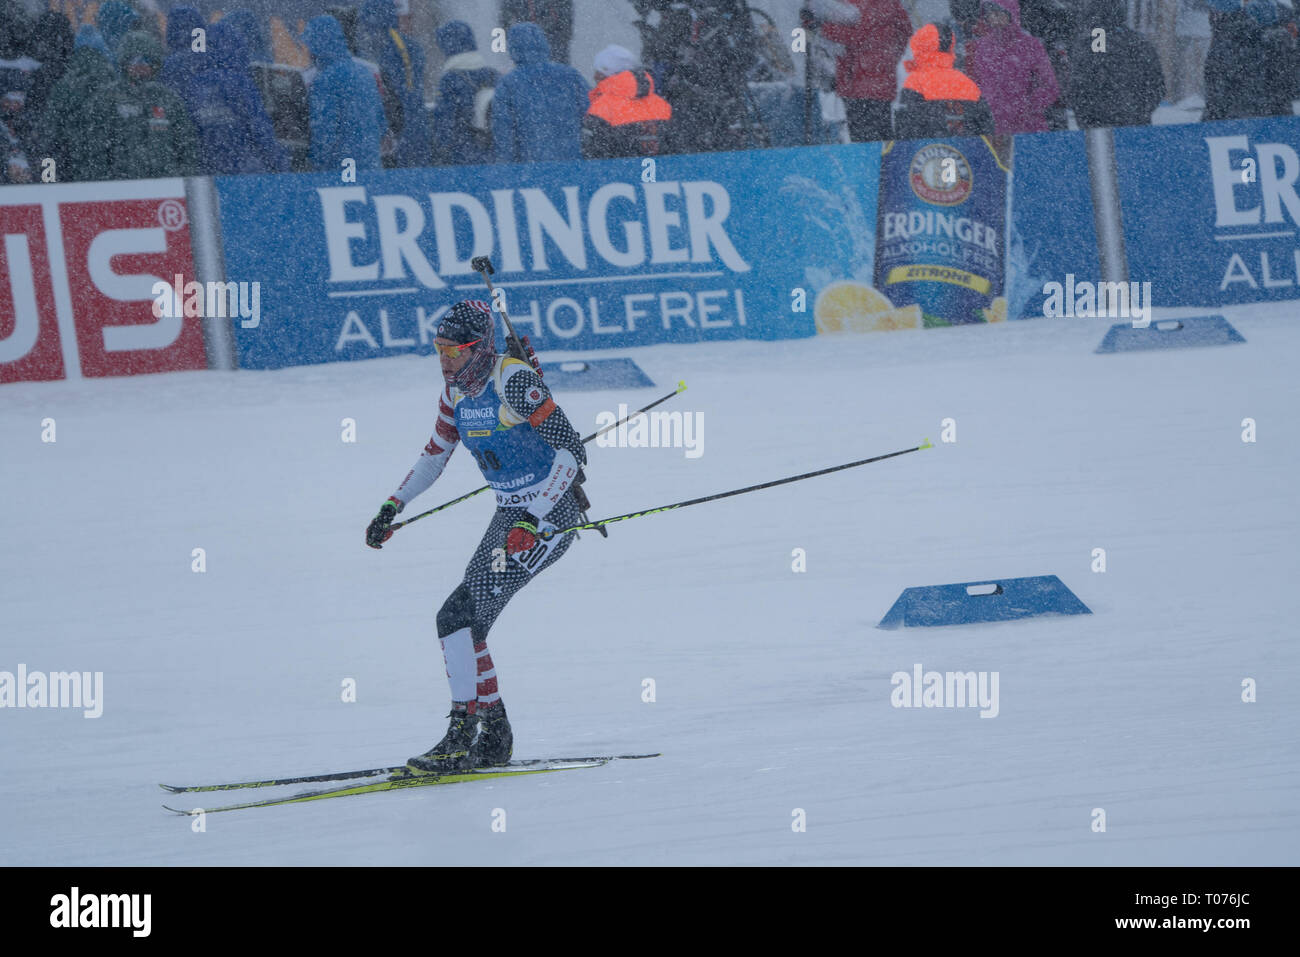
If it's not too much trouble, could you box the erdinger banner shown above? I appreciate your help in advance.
[873,136,1013,328]
[1115,115,1300,307]
[0,180,206,384]
[213,146,881,369]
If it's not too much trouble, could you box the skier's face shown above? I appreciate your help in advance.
[435,338,474,380]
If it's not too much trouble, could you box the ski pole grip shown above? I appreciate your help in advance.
[471,256,495,276]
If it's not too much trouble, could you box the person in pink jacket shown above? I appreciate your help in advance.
[966,0,1059,134]
[819,0,914,142]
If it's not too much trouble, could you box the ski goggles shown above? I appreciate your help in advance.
[434,337,482,358]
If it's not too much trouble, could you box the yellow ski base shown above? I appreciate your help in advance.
[164,763,598,815]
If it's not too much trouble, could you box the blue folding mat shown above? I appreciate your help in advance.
[537,358,654,392]
[1095,315,1245,354]
[878,575,1092,629]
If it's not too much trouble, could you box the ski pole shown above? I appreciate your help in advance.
[471,253,611,533]
[580,379,687,444]
[390,381,689,531]
[540,440,933,541]
[471,255,536,373]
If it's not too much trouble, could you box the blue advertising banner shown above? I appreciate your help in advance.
[214,145,881,370]
[874,135,1013,327]
[816,128,1099,329]
[1006,130,1100,321]
[1116,115,1300,308]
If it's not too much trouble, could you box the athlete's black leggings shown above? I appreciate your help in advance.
[436,492,582,643]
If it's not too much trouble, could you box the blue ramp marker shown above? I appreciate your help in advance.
[1095,315,1245,354]
[538,358,654,392]
[878,575,1092,629]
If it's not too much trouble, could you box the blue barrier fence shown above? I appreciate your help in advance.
[215,145,881,369]
[211,115,1300,371]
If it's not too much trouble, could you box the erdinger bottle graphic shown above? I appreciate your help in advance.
[873,136,1012,326]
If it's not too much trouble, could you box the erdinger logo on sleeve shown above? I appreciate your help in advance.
[526,386,543,403]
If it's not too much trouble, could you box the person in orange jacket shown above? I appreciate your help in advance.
[581,44,672,159]
[893,22,994,139]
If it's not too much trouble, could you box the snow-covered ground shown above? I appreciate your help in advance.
[2,302,1298,865]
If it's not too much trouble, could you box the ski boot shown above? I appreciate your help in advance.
[465,701,513,768]
[407,707,478,774]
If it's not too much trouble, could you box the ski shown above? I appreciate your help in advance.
[160,752,661,794]
[163,762,604,815]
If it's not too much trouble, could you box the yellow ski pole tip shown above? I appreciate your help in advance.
[677,380,687,392]
[919,438,933,450]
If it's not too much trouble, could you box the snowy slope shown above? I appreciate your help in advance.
[1,303,1298,865]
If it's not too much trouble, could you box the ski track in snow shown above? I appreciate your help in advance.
[1,303,1297,865]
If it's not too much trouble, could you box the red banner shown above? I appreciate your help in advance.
[0,181,207,384]
[0,202,63,383]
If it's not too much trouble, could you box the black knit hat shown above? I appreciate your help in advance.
[437,299,495,344]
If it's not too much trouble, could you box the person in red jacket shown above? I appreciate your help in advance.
[818,0,914,142]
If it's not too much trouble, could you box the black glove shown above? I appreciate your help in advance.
[365,498,402,549]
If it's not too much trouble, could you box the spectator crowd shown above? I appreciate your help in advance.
[829,0,1300,140]
[2,0,1299,185]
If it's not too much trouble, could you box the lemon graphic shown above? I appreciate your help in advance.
[814,281,897,334]
[871,304,923,331]
[979,297,1008,323]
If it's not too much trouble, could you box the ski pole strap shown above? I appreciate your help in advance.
[540,441,932,541]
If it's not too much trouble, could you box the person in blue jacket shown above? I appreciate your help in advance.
[431,20,499,167]
[358,0,430,168]
[179,19,288,174]
[301,14,385,173]
[221,9,272,64]
[492,22,587,164]
[159,7,206,95]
